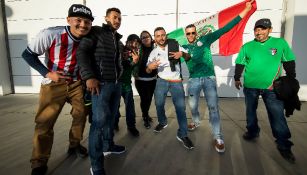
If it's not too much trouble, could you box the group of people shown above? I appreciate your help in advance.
[22,0,298,175]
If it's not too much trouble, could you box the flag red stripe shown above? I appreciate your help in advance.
[218,0,257,56]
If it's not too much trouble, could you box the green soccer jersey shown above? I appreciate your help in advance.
[235,36,296,89]
[182,16,241,78]
[120,57,135,92]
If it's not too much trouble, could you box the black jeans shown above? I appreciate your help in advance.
[135,79,156,118]
[115,89,136,128]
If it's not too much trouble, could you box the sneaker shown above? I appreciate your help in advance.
[103,144,126,156]
[187,123,200,131]
[242,132,259,141]
[214,139,225,153]
[67,144,88,158]
[176,136,194,149]
[143,116,152,129]
[90,167,106,175]
[154,123,168,132]
[128,127,140,137]
[31,165,48,175]
[278,148,296,163]
[144,120,151,129]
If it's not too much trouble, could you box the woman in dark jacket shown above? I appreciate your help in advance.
[133,31,157,128]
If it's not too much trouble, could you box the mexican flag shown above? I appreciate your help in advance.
[168,0,257,56]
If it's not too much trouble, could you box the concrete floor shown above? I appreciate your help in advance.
[0,94,306,175]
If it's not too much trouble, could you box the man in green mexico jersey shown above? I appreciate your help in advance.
[234,18,296,163]
[182,0,254,153]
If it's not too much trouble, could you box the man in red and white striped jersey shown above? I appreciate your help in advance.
[22,4,93,175]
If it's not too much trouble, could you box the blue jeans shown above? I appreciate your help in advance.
[115,89,136,128]
[187,77,223,140]
[243,87,293,150]
[89,82,121,172]
[154,78,188,138]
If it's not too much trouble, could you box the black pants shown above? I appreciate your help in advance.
[135,79,156,119]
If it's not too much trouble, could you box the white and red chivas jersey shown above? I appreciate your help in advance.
[27,26,81,81]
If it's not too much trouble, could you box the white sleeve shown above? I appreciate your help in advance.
[146,48,157,66]
[28,28,55,55]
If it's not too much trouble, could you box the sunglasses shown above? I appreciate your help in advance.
[186,32,196,36]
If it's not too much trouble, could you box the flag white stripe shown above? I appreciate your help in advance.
[193,14,219,54]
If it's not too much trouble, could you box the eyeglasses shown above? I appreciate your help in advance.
[186,32,196,36]
[141,36,150,40]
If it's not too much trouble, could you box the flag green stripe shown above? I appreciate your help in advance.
[167,28,187,45]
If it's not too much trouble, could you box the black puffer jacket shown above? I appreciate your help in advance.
[77,24,123,82]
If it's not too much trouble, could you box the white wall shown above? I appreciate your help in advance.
[4,0,306,100]
[290,0,307,101]
[0,1,12,95]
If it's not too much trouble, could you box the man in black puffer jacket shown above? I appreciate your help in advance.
[76,7,125,175]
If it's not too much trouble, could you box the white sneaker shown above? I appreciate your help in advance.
[103,151,111,156]
[90,167,106,175]
[214,139,225,153]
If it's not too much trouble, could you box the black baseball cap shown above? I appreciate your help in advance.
[127,34,141,43]
[254,18,272,29]
[68,4,94,21]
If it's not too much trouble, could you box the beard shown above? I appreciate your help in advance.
[106,21,120,31]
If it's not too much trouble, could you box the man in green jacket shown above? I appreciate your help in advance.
[114,34,141,137]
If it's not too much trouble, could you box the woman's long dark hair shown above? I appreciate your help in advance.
[140,30,154,48]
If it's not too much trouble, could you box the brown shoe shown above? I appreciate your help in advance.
[187,123,200,131]
[214,139,225,153]
[67,144,88,158]
[31,165,48,175]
